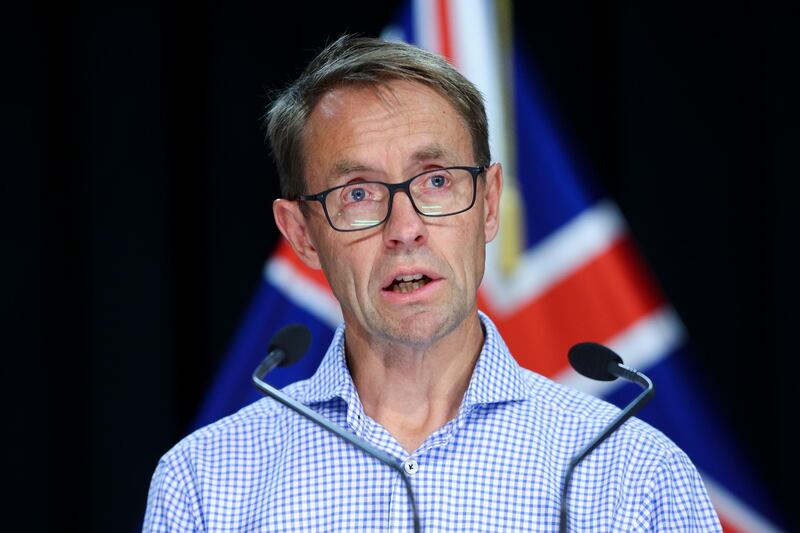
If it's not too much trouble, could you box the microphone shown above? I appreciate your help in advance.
[252,324,311,378]
[558,342,656,533]
[252,325,421,533]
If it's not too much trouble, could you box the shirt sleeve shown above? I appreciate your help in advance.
[632,448,722,532]
[143,454,204,533]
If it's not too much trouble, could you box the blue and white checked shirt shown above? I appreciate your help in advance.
[145,312,721,531]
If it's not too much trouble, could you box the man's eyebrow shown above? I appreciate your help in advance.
[411,145,446,162]
[334,160,371,174]
[330,160,371,180]
[327,146,449,182]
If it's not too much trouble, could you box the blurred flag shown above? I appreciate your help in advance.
[195,1,783,531]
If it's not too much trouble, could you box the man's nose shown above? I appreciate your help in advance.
[382,190,428,249]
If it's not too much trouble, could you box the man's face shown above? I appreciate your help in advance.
[275,80,501,348]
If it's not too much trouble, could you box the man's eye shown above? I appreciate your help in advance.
[342,186,368,203]
[428,174,449,188]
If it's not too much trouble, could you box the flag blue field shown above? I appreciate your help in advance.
[195,1,784,530]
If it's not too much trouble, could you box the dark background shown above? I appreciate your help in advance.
[5,1,798,530]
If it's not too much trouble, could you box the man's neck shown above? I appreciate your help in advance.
[344,313,484,454]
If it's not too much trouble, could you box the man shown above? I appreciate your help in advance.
[145,36,721,531]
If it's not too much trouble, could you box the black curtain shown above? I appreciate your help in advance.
[6,1,797,530]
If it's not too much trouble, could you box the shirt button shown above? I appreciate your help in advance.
[403,458,419,476]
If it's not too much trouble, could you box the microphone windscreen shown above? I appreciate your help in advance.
[568,342,623,381]
[268,324,312,367]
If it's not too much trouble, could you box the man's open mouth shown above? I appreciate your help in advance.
[385,274,433,293]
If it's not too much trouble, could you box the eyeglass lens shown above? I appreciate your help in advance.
[326,168,475,230]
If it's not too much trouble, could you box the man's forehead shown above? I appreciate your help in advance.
[332,145,448,175]
[303,80,474,185]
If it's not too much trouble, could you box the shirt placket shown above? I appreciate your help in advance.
[388,455,418,531]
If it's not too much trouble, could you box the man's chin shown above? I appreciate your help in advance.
[371,308,466,348]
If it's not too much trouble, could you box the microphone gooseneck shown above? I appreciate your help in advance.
[252,324,421,533]
[559,342,656,533]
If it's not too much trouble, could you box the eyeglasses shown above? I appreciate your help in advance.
[297,165,487,232]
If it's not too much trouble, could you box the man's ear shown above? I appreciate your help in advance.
[482,163,503,243]
[272,199,322,269]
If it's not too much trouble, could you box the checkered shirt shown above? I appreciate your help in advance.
[144,312,721,531]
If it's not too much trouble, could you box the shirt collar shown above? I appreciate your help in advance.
[300,311,531,408]
[300,323,356,406]
[461,311,531,406]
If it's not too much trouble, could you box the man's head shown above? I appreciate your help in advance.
[269,36,502,351]
[264,35,490,199]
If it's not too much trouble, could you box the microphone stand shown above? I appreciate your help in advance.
[558,363,655,533]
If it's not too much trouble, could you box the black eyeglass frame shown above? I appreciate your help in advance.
[297,165,488,232]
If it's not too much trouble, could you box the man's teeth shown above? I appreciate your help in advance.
[395,273,424,282]
[391,274,429,293]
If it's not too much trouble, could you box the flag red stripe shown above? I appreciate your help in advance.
[479,236,665,377]
[436,0,454,63]
[719,516,743,533]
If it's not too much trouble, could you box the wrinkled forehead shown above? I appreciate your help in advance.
[301,81,474,185]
